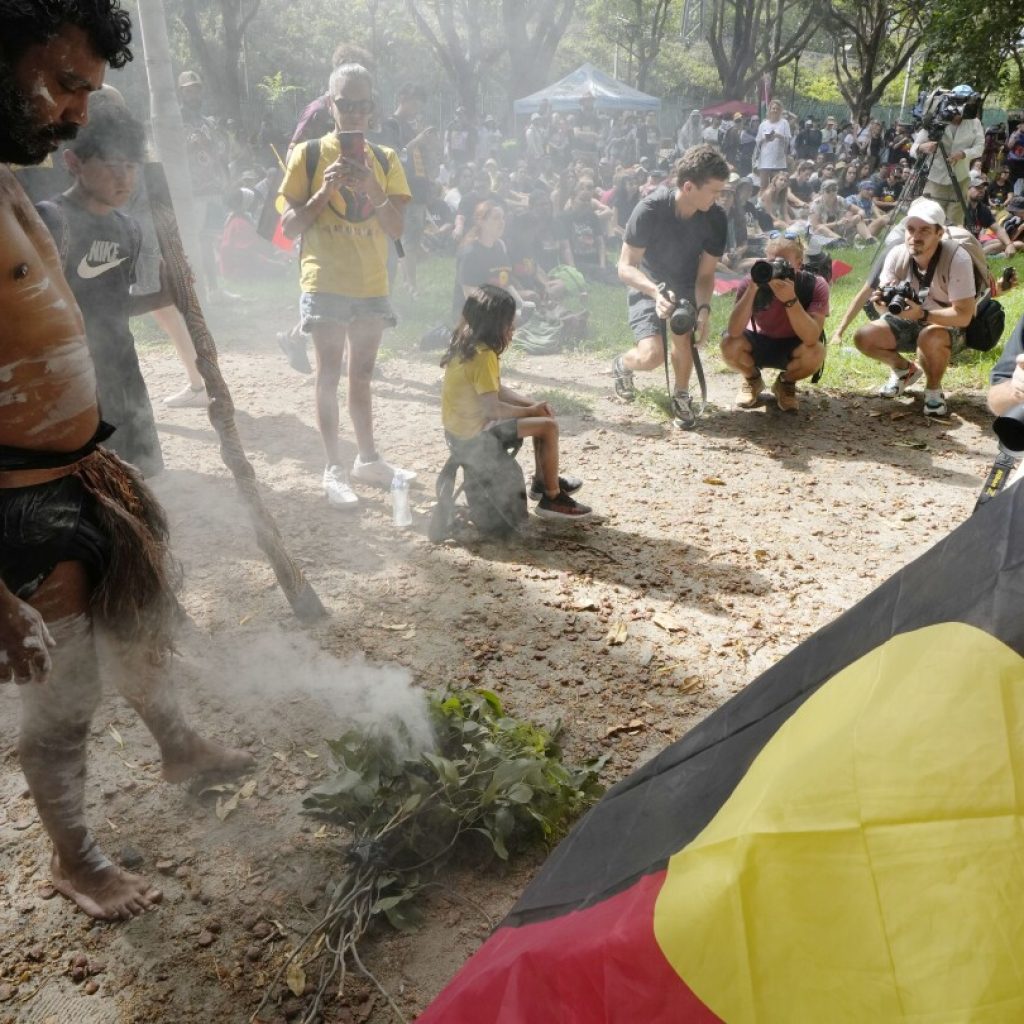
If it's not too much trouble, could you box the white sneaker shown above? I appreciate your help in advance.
[323,465,359,509]
[923,391,948,417]
[878,362,922,399]
[164,384,209,408]
[350,455,416,488]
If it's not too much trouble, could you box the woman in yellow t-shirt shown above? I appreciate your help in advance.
[441,286,592,521]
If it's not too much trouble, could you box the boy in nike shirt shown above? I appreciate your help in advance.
[36,105,171,476]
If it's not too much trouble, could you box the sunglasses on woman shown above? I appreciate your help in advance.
[333,97,373,114]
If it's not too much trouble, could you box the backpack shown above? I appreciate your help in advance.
[429,433,528,542]
[886,229,1004,351]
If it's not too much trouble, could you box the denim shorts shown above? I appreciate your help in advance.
[883,313,965,354]
[299,292,397,333]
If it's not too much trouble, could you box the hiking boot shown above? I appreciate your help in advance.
[164,384,209,408]
[277,331,312,375]
[529,474,582,502]
[672,390,696,430]
[736,374,765,409]
[323,465,359,509]
[611,355,636,402]
[350,455,417,488]
[535,490,594,522]
[879,362,922,398]
[923,391,948,417]
[772,374,798,413]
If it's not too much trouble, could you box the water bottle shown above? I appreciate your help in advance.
[391,473,412,528]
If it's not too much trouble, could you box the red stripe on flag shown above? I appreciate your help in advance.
[418,872,721,1023]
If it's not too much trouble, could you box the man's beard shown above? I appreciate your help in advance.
[0,59,79,165]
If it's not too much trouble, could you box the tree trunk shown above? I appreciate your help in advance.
[135,0,203,279]
[502,0,575,101]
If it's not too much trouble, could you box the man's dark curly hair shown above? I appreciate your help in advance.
[0,0,133,69]
[675,144,729,188]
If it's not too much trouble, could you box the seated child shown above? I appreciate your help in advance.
[441,285,593,521]
[36,105,172,477]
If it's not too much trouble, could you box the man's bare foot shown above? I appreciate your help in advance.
[50,852,162,921]
[162,734,255,783]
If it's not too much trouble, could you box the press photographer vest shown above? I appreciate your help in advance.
[887,231,989,302]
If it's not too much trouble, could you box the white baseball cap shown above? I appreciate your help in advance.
[905,197,945,226]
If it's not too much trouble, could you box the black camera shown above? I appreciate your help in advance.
[656,283,697,336]
[994,404,1024,457]
[750,257,795,286]
[879,282,920,315]
[918,87,980,142]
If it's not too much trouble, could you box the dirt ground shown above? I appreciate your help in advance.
[0,307,1000,1023]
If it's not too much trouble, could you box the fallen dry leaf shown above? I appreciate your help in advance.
[678,676,705,694]
[303,749,320,760]
[107,724,124,749]
[238,779,258,800]
[703,476,726,486]
[604,719,645,738]
[215,791,240,822]
[652,612,685,632]
[381,623,409,631]
[605,621,628,645]
[286,961,306,997]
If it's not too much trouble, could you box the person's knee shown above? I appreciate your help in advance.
[853,323,884,353]
[19,617,100,741]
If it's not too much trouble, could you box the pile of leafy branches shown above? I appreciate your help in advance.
[253,690,606,1023]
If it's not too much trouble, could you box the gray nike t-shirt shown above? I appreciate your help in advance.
[35,195,163,477]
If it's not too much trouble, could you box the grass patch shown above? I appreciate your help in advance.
[532,388,594,417]
[129,242,1024,397]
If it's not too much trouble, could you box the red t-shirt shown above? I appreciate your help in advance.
[742,274,830,337]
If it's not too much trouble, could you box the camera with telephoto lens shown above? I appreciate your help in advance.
[879,281,920,315]
[917,86,981,142]
[656,283,697,336]
[750,257,795,287]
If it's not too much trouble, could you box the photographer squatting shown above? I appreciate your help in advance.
[720,234,829,413]
[854,198,976,418]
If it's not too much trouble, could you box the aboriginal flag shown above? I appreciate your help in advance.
[420,483,1024,1023]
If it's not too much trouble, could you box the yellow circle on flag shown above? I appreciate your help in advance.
[653,623,1024,1022]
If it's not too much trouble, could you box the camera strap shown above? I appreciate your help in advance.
[660,308,709,415]
[910,246,942,293]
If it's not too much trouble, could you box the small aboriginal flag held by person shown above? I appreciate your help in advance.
[420,482,1024,1023]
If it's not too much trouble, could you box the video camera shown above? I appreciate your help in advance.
[879,282,920,315]
[750,257,795,286]
[656,283,697,336]
[917,85,981,142]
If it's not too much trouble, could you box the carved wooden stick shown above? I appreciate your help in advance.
[144,163,326,624]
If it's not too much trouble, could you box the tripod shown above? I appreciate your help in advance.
[875,136,968,246]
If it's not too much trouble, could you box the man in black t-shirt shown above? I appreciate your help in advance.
[966,176,1024,257]
[612,145,729,428]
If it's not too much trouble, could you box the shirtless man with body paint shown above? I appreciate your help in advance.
[0,1,252,921]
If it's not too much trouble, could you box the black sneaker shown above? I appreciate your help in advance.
[535,490,593,521]
[529,474,582,501]
[277,331,313,375]
[672,391,697,430]
[612,355,636,402]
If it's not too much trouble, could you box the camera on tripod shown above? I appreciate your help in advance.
[656,283,697,336]
[750,257,795,286]
[879,282,920,315]
[917,85,981,142]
